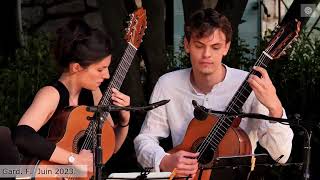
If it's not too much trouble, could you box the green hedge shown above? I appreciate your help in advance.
[0,32,57,128]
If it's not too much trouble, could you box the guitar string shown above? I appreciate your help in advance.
[68,45,135,180]
[81,18,140,152]
[73,45,136,179]
[196,54,266,162]
[196,50,271,160]
[196,39,276,159]
[81,45,135,151]
[194,41,276,157]
[201,55,268,149]
[196,49,273,162]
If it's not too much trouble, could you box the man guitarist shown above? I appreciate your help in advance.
[134,8,293,178]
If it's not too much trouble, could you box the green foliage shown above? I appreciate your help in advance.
[266,31,320,119]
[166,41,191,72]
[223,35,256,70]
[257,29,320,180]
[0,32,57,128]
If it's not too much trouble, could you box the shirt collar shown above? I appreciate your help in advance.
[188,64,230,95]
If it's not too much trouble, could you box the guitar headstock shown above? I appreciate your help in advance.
[266,19,301,59]
[124,8,147,49]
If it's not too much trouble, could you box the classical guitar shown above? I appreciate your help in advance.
[168,20,301,179]
[28,8,147,180]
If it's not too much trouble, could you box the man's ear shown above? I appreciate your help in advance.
[184,37,190,54]
[69,62,83,73]
[223,41,231,56]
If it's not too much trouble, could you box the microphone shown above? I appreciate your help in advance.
[86,99,170,112]
[192,100,208,121]
[139,99,170,111]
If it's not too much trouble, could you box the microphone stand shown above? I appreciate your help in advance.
[91,109,104,180]
[303,130,312,180]
[94,111,103,180]
[86,99,170,180]
[294,114,312,180]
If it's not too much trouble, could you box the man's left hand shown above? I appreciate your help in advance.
[247,66,283,118]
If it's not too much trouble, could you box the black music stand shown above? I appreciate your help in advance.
[93,109,104,180]
[203,154,270,180]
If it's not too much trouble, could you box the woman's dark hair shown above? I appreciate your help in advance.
[184,8,232,43]
[54,19,112,70]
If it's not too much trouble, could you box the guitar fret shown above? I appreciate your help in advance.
[243,86,251,94]
[260,61,267,68]
[220,118,231,127]
[214,128,224,139]
[219,124,228,131]
[236,97,244,105]
[231,101,241,108]
[85,44,138,150]
[202,139,217,150]
[240,92,247,98]
[208,137,219,148]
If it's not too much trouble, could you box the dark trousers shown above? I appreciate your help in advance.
[97,0,167,173]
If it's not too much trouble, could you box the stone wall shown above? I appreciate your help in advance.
[21,0,104,34]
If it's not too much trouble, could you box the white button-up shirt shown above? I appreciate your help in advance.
[134,66,293,171]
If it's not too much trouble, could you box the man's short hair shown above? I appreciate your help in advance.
[184,8,233,43]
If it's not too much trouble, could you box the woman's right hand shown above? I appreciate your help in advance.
[73,149,93,173]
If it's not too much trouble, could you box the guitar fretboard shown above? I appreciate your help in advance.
[99,44,137,120]
[197,51,273,158]
[83,43,137,150]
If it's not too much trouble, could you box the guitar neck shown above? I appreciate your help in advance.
[200,51,273,153]
[226,51,273,114]
[99,43,137,120]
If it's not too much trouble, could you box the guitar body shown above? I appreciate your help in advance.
[168,115,252,180]
[31,106,115,180]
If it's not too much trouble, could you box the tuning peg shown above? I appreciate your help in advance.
[126,20,132,24]
[280,51,286,56]
[274,25,280,31]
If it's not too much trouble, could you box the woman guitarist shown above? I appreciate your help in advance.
[134,8,294,179]
[13,19,131,174]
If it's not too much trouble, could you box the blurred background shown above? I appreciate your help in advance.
[1,0,320,179]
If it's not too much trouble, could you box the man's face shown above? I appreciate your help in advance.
[184,29,230,76]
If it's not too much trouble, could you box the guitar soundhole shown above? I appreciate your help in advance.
[192,137,215,169]
[74,130,93,153]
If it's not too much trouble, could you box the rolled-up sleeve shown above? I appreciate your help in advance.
[251,96,294,164]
